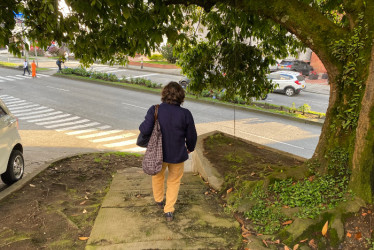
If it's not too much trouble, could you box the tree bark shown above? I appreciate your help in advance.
[350,44,374,202]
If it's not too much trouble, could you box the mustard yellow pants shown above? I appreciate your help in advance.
[152,162,184,213]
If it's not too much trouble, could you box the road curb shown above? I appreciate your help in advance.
[0,152,96,202]
[53,73,325,126]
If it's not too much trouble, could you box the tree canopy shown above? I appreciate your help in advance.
[1,0,374,202]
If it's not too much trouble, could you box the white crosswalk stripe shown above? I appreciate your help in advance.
[28,114,71,123]
[8,104,39,110]
[1,95,145,153]
[56,122,101,131]
[15,75,32,79]
[125,147,146,152]
[90,133,135,143]
[45,119,90,129]
[0,74,50,83]
[78,130,122,139]
[3,97,20,102]
[0,76,15,81]
[6,75,24,80]
[103,139,137,148]
[16,108,55,117]
[21,111,64,121]
[36,116,80,125]
[4,100,26,105]
[12,106,49,114]
[66,125,111,135]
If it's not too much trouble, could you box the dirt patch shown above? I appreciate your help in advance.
[204,132,303,181]
[0,152,142,249]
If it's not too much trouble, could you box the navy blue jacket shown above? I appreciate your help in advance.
[139,102,197,163]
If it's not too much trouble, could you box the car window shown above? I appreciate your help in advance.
[280,61,292,66]
[297,75,305,81]
[0,106,7,118]
[279,74,292,80]
[267,74,280,80]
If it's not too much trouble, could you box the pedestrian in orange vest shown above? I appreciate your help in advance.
[31,60,37,78]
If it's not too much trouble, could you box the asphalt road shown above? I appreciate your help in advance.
[0,67,322,189]
[0,54,329,113]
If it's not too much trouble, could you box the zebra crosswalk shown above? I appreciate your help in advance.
[0,94,145,153]
[0,73,50,83]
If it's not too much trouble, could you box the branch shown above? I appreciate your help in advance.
[343,0,366,29]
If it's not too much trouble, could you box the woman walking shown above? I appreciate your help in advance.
[31,60,37,78]
[139,81,197,222]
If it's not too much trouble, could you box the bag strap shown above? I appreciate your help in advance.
[154,104,159,122]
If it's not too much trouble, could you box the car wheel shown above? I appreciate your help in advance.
[1,150,24,185]
[179,81,188,89]
[285,87,295,97]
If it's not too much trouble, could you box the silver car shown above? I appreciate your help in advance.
[0,98,24,185]
[266,71,306,96]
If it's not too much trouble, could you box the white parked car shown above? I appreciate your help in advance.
[266,71,306,96]
[0,98,24,185]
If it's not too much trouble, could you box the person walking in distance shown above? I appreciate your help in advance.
[23,59,30,75]
[139,81,197,222]
[31,60,37,78]
[56,58,62,73]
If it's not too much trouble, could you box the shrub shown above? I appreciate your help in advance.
[160,44,177,63]
[48,46,65,57]
[149,54,164,61]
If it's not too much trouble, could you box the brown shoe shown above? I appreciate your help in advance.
[156,201,164,209]
[165,212,173,222]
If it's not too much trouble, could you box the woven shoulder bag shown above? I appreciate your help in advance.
[142,105,163,175]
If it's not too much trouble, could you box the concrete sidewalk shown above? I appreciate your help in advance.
[86,167,241,249]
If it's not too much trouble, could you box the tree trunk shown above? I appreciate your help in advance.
[350,44,374,202]
[313,42,374,203]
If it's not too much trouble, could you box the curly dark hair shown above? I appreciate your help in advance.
[161,81,185,105]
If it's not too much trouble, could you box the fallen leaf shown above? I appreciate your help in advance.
[243,240,248,243]
[262,240,268,247]
[227,187,233,194]
[80,200,87,205]
[84,195,89,200]
[362,212,367,216]
[284,245,290,250]
[283,205,290,208]
[257,233,263,236]
[250,172,256,176]
[368,210,372,214]
[204,191,209,195]
[78,237,89,241]
[322,221,328,236]
[309,239,317,248]
[282,220,293,225]
[308,176,315,182]
[273,239,280,244]
[299,238,308,243]
[242,231,251,238]
[83,209,87,214]
[347,232,352,237]
[86,192,90,195]
[293,244,299,250]
[29,184,36,187]
[236,176,240,179]
[355,232,362,240]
